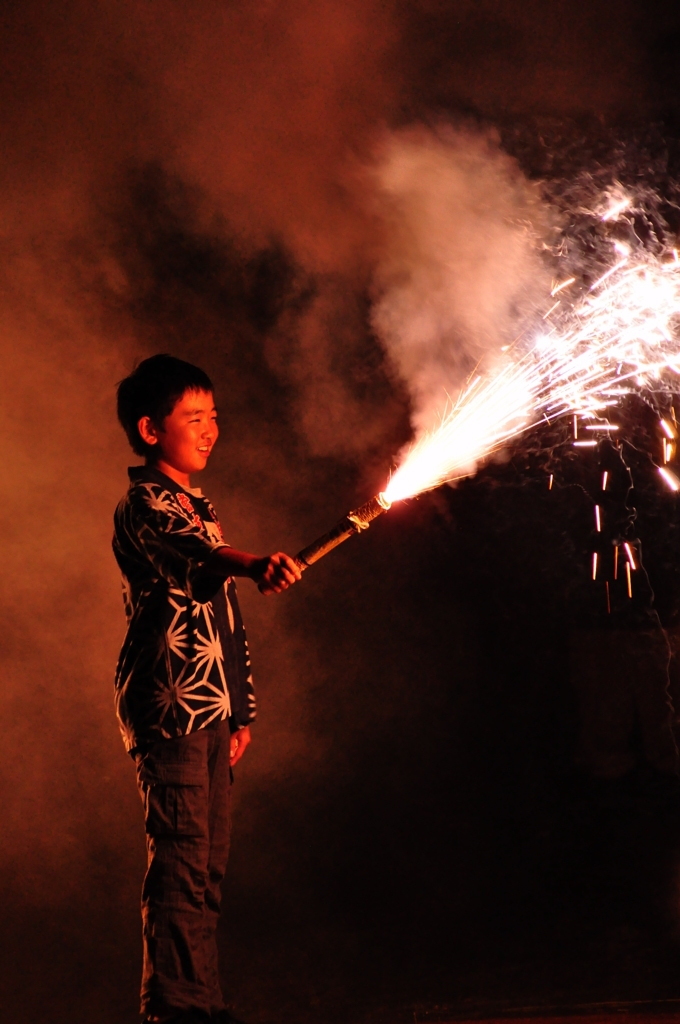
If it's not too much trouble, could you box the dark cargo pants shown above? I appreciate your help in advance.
[135,719,232,1018]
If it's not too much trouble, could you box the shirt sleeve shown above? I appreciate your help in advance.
[125,482,227,598]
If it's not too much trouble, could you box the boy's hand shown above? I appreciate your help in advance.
[253,552,302,595]
[230,726,251,767]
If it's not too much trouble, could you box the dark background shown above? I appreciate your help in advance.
[3,3,680,1022]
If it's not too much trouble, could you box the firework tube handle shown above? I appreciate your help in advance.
[293,492,391,571]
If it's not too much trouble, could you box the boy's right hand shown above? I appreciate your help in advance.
[253,552,303,595]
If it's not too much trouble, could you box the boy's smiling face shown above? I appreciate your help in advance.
[138,388,219,486]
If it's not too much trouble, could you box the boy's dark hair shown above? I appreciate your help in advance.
[117,354,214,458]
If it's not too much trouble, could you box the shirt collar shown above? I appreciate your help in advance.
[127,465,198,497]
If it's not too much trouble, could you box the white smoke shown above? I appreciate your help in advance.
[370,124,553,439]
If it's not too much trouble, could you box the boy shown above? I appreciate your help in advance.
[113,354,301,1024]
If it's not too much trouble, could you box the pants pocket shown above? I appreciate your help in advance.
[137,754,209,838]
[144,782,207,837]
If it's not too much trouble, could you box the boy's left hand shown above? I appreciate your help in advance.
[230,726,251,767]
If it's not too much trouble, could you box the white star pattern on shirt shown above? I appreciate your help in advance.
[154,592,232,728]
[113,473,255,752]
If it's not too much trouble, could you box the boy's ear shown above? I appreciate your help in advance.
[137,416,160,446]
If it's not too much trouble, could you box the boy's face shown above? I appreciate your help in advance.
[138,389,219,475]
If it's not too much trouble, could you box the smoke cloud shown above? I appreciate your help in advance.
[370,125,553,442]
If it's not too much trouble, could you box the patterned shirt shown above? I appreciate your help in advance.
[113,466,256,754]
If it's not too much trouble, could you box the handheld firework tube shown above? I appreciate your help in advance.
[293,492,392,571]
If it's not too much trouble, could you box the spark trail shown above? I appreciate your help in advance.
[384,198,680,504]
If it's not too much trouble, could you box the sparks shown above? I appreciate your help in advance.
[590,257,628,290]
[658,466,680,491]
[384,197,680,504]
[601,196,631,222]
[383,366,533,501]
[551,277,576,297]
[623,542,637,569]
